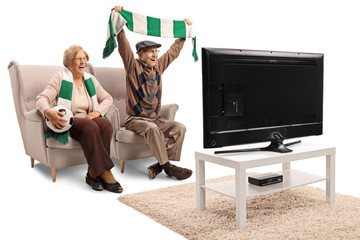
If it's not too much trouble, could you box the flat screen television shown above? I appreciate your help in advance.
[202,47,324,154]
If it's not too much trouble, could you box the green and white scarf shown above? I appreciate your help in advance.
[103,9,198,62]
[58,68,98,111]
[45,68,99,144]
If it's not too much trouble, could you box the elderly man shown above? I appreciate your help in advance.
[113,6,192,180]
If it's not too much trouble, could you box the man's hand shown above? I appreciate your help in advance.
[44,109,67,130]
[86,111,101,120]
[184,18,192,26]
[112,6,124,13]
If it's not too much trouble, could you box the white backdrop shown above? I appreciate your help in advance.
[1,0,359,239]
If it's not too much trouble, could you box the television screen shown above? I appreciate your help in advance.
[202,47,324,153]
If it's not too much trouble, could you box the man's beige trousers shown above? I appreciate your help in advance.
[125,116,186,165]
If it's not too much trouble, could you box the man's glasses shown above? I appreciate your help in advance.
[144,50,160,54]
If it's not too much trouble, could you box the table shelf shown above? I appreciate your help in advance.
[202,169,326,198]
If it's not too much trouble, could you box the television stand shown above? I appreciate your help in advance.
[214,139,301,154]
[196,142,336,229]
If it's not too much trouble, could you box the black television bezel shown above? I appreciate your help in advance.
[202,47,324,151]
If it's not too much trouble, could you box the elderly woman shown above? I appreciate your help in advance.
[36,45,123,193]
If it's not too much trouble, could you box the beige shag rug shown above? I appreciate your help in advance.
[118,175,360,240]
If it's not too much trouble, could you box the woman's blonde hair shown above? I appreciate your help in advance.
[63,45,89,67]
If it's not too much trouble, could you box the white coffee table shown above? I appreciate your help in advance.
[195,142,336,229]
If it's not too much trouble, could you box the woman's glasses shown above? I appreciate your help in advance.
[72,57,88,63]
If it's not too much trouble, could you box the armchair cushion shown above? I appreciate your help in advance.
[116,127,147,144]
[46,137,82,149]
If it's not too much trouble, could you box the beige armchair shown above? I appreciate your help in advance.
[8,61,119,182]
[8,61,179,181]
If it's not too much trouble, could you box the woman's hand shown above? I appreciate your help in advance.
[85,111,101,120]
[112,6,124,13]
[184,18,192,26]
[44,109,67,130]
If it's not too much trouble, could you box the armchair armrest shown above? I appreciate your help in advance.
[24,109,44,122]
[104,104,121,132]
[20,108,48,163]
[161,104,179,121]
[104,104,120,158]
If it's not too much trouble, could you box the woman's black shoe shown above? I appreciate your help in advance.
[85,172,103,191]
[100,179,123,193]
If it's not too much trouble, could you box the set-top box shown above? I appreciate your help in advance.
[248,173,283,186]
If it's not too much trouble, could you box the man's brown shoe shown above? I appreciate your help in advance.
[164,163,192,180]
[147,162,163,179]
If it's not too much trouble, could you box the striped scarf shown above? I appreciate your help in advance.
[103,9,198,62]
[58,68,98,111]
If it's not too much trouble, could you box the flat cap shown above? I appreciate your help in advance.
[136,40,162,52]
